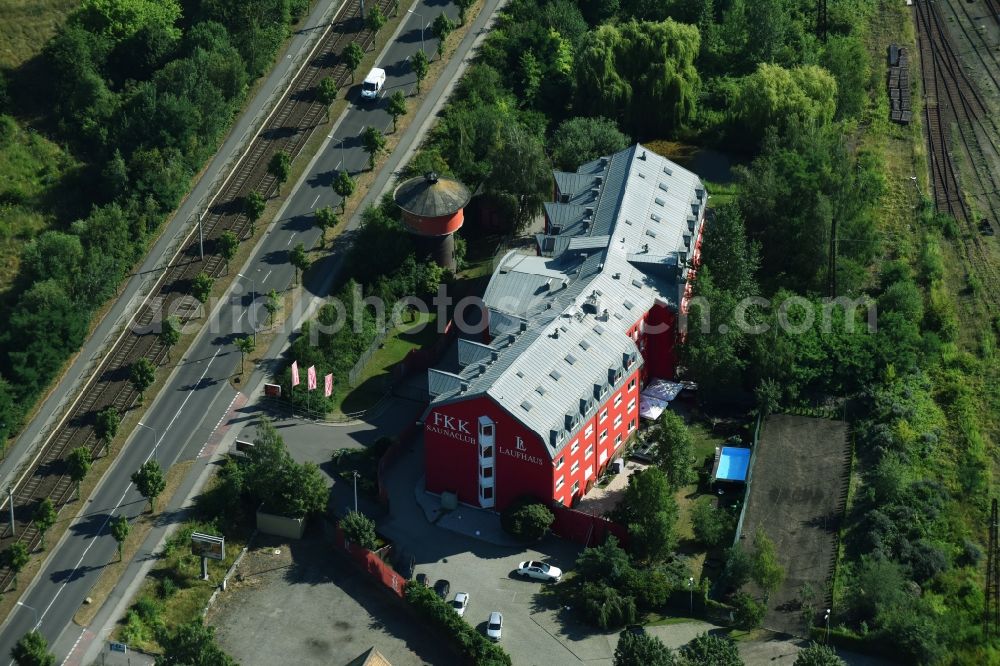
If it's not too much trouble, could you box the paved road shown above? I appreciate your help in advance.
[0,0,477,659]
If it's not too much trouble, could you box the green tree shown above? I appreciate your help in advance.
[614,630,677,666]
[290,243,310,285]
[267,151,291,195]
[314,206,339,248]
[432,13,454,59]
[612,468,677,562]
[110,514,130,561]
[485,123,551,232]
[234,335,256,375]
[333,170,356,212]
[653,411,694,489]
[217,231,239,274]
[10,630,55,666]
[343,42,364,82]
[21,231,84,292]
[520,51,542,105]
[72,0,182,43]
[341,510,378,550]
[679,632,743,666]
[2,542,30,587]
[67,446,92,500]
[551,116,629,171]
[191,272,214,307]
[736,64,837,148]
[131,460,166,512]
[575,19,700,137]
[366,5,386,37]
[264,289,281,326]
[820,35,869,120]
[7,280,87,390]
[244,190,266,234]
[794,643,846,666]
[388,89,407,132]
[158,316,181,362]
[501,501,555,541]
[316,76,337,121]
[691,499,735,548]
[411,49,429,92]
[246,418,329,517]
[456,0,475,24]
[361,126,386,170]
[95,407,120,456]
[157,618,235,666]
[33,498,57,550]
[130,357,156,403]
[732,591,766,629]
[750,526,785,598]
[755,378,781,416]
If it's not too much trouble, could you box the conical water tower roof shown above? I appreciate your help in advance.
[393,172,472,217]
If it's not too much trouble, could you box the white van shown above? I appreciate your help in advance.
[361,67,386,100]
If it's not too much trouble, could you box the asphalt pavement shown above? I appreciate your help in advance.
[0,0,484,659]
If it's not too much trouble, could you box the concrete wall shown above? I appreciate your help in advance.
[256,510,306,539]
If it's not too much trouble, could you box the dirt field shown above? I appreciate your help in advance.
[740,414,850,636]
[207,535,453,666]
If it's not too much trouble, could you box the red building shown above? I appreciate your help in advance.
[423,144,706,511]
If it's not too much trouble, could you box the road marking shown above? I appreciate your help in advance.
[264,270,273,282]
[197,393,243,458]
[237,310,247,323]
[311,194,320,208]
[286,234,296,246]
[26,348,225,647]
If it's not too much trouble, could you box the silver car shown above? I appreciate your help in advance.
[450,592,470,617]
[486,611,503,641]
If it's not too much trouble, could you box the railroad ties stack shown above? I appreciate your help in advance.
[889,44,912,124]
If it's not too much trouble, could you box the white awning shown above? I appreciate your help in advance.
[641,379,683,402]
[639,394,668,420]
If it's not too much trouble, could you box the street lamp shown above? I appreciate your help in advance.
[137,422,159,462]
[407,9,426,52]
[17,600,39,629]
[824,608,831,643]
[352,471,360,513]
[237,272,258,345]
[688,577,694,614]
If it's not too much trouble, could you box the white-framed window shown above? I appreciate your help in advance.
[555,456,564,469]
[585,444,593,459]
[571,461,579,474]
[584,466,593,480]
[615,434,623,447]
[556,496,565,506]
[481,466,493,478]
[556,475,565,489]
[600,450,608,464]
[628,397,636,412]
[482,486,493,499]
[571,439,579,454]
[614,393,622,407]
[614,414,623,428]
[599,409,608,423]
[600,429,608,443]
[572,481,580,494]
[628,378,637,391]
[586,424,594,437]
[629,419,637,432]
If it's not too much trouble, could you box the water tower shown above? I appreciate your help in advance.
[392,172,471,270]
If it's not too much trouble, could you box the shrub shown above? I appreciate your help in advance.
[341,511,378,550]
[133,595,160,624]
[679,632,743,666]
[731,592,765,629]
[500,500,554,541]
[691,499,735,548]
[578,581,638,629]
[794,642,846,666]
[614,629,678,666]
[159,577,178,599]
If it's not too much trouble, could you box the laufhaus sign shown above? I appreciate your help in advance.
[498,436,543,465]
[427,412,475,444]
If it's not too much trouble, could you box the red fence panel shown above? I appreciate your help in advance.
[548,503,629,548]
[334,525,406,598]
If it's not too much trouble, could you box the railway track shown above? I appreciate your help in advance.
[914,0,1000,313]
[0,0,398,591]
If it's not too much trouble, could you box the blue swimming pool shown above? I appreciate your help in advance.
[716,447,751,482]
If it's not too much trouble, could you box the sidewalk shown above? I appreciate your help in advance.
[0,0,345,512]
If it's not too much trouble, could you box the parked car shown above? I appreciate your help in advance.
[450,592,470,617]
[486,611,503,641]
[517,560,563,582]
[434,579,451,599]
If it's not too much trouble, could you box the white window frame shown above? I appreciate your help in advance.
[615,434,623,447]
[556,475,565,490]
[629,419,637,432]
[585,444,593,459]
[555,456,564,469]
[572,481,580,494]
[614,414,623,428]
[585,424,594,437]
[599,429,608,444]
[599,409,608,423]
[570,439,579,454]
[571,461,580,474]
[628,397,636,412]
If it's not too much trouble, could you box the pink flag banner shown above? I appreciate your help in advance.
[307,365,317,391]
[291,361,300,387]
[324,373,333,397]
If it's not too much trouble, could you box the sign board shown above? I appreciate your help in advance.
[264,383,282,398]
[190,532,225,560]
[109,642,127,654]
[234,439,255,456]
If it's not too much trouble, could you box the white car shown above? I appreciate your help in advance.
[486,611,503,641]
[517,560,563,582]
[450,592,470,617]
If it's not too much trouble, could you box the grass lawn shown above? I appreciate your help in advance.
[338,311,439,415]
[0,0,79,69]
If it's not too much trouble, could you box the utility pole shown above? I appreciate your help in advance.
[688,577,694,614]
[352,471,360,513]
[7,487,14,537]
[198,210,205,261]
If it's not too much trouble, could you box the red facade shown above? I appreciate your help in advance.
[424,368,642,512]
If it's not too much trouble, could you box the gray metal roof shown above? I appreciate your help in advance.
[393,172,472,217]
[427,144,706,458]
